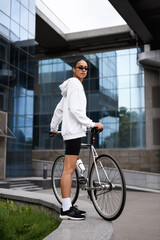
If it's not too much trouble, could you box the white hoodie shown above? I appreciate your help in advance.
[50,77,95,140]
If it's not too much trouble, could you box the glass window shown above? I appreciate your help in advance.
[10,20,20,42]
[131,122,145,147]
[117,55,130,75]
[28,55,34,75]
[33,127,39,148]
[19,70,26,90]
[17,116,25,127]
[0,85,8,111]
[131,87,144,108]
[0,61,9,86]
[29,0,35,14]
[116,49,130,56]
[26,95,33,115]
[27,75,34,92]
[0,10,10,29]
[11,0,20,23]
[118,75,130,89]
[21,0,29,9]
[10,43,19,67]
[39,127,50,149]
[40,114,51,126]
[9,66,18,89]
[25,127,32,143]
[28,38,35,55]
[130,54,140,74]
[118,88,130,109]
[25,117,33,127]
[118,122,131,148]
[100,123,118,148]
[130,74,144,88]
[20,4,28,30]
[0,12,10,39]
[28,12,35,35]
[19,50,27,71]
[20,26,28,41]
[17,93,26,115]
[0,38,10,62]
[16,127,25,143]
[0,0,11,16]
[33,115,39,126]
[130,108,145,122]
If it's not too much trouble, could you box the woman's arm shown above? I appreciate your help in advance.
[50,97,64,132]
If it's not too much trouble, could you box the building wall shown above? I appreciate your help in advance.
[0,0,35,177]
[145,69,160,149]
[32,51,160,174]
[32,147,160,174]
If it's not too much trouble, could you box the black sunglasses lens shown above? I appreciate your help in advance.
[77,67,89,70]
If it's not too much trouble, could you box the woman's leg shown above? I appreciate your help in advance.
[61,155,78,198]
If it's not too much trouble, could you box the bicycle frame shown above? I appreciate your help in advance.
[80,143,111,191]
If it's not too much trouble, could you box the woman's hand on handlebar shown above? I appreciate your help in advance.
[94,122,104,130]
[49,131,58,137]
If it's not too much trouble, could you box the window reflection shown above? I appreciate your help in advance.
[131,88,144,108]
[117,55,130,75]
[11,0,20,23]
[118,88,130,109]
[0,11,10,39]
[20,4,28,30]
[35,48,145,149]
[1,0,35,178]
[11,20,20,42]
[0,0,11,16]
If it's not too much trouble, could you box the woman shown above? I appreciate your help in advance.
[50,59,103,220]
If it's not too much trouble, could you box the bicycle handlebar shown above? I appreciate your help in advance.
[91,127,103,134]
[49,127,103,137]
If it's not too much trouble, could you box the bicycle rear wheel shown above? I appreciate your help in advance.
[51,155,80,205]
[89,154,126,221]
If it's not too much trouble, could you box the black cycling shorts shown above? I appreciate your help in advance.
[65,138,81,155]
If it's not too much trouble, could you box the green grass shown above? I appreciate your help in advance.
[0,199,61,240]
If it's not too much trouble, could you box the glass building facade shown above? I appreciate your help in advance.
[0,0,35,177]
[34,48,145,150]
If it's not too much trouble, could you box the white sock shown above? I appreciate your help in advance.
[62,198,72,211]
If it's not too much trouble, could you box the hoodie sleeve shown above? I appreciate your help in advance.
[50,97,64,132]
[67,82,95,128]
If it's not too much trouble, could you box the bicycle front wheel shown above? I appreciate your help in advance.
[51,155,80,205]
[89,154,126,221]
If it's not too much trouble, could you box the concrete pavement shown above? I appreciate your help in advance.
[113,191,160,240]
[39,190,160,240]
[37,189,160,240]
[0,188,113,240]
[0,186,160,240]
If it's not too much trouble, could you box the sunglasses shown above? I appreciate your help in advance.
[75,66,89,71]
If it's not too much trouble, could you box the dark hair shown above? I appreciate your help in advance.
[72,59,88,68]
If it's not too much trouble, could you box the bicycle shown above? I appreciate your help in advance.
[51,128,126,221]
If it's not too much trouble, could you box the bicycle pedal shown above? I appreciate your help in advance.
[78,177,87,184]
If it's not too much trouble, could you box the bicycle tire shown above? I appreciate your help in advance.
[89,154,126,221]
[51,155,80,205]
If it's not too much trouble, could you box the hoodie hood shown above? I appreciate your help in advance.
[59,77,81,97]
[59,79,70,97]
